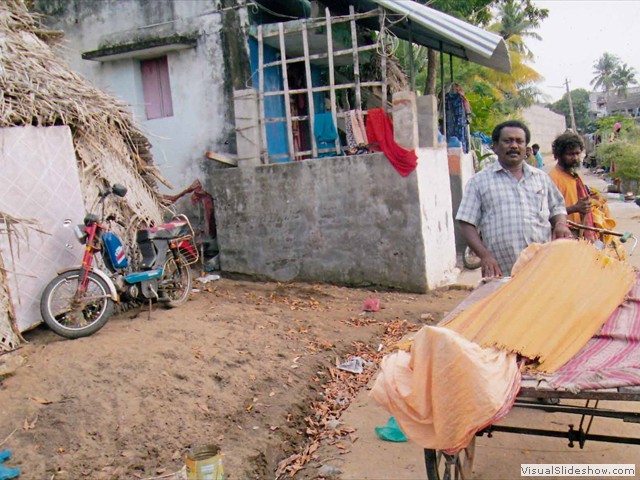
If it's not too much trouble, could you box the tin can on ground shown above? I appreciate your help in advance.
[185,444,224,480]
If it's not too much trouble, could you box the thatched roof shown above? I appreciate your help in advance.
[0,0,166,191]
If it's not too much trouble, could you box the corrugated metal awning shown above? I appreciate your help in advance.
[371,0,511,73]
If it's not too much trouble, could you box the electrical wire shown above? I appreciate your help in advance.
[250,0,303,20]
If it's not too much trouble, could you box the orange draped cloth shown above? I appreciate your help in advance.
[370,326,520,452]
[548,166,597,241]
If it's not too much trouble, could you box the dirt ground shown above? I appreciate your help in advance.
[0,277,468,480]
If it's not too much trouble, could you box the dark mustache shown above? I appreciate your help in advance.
[507,149,520,154]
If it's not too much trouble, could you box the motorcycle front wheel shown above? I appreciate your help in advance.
[160,254,192,308]
[40,270,114,339]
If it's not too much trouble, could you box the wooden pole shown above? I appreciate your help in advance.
[278,22,295,161]
[302,21,318,158]
[349,5,362,110]
[257,25,268,164]
[325,7,340,155]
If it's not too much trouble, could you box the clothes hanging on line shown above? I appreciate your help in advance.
[365,108,417,177]
[313,112,340,158]
[344,110,369,155]
[445,83,472,154]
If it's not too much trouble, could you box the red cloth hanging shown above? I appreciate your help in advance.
[365,108,418,177]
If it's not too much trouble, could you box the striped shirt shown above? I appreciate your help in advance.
[456,161,566,274]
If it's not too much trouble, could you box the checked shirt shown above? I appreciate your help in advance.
[456,161,566,275]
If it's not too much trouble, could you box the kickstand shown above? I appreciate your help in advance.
[148,298,152,320]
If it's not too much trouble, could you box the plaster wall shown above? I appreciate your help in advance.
[521,104,567,155]
[35,0,246,192]
[447,148,476,254]
[210,152,455,292]
[416,148,458,288]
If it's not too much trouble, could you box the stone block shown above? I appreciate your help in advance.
[417,94,439,148]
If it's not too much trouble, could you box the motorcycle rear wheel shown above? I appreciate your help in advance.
[160,254,192,307]
[40,270,114,339]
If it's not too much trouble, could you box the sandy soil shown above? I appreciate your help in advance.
[0,277,468,480]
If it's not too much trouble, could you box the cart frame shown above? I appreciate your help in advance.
[423,385,640,480]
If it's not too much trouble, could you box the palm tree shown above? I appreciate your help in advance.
[590,52,620,93]
[490,0,546,58]
[612,63,638,97]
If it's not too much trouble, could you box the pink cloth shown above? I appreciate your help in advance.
[362,298,380,312]
[539,275,640,391]
[365,108,418,177]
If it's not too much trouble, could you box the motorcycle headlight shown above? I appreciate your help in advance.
[74,224,87,244]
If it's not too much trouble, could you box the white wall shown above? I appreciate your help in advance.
[521,105,567,154]
[416,147,459,289]
[0,126,85,332]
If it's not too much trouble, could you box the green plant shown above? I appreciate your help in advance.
[595,140,640,192]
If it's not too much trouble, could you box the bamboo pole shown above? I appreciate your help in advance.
[257,25,268,164]
[379,7,387,107]
[325,7,340,155]
[349,5,362,110]
[302,21,318,159]
[279,22,295,161]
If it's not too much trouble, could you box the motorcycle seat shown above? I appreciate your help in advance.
[137,220,190,241]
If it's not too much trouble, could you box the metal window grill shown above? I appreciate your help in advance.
[254,6,389,164]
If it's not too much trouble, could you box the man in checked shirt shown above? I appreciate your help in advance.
[456,120,573,278]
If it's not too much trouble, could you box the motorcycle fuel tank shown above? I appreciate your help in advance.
[102,231,128,269]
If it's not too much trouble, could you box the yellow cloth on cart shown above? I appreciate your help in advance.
[441,239,635,373]
[370,326,520,452]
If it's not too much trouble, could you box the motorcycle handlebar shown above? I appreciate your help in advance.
[105,214,126,228]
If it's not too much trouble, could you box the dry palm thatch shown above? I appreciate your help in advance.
[0,0,169,202]
[0,0,172,343]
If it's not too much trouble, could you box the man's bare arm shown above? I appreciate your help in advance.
[458,221,503,277]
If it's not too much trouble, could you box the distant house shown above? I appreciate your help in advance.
[589,87,640,119]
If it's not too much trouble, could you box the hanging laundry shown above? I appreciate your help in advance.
[344,110,369,155]
[365,108,417,177]
[314,112,340,158]
[445,83,472,153]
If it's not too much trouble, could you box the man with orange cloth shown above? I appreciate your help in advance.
[548,131,615,244]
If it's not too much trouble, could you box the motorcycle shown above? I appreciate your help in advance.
[40,184,199,339]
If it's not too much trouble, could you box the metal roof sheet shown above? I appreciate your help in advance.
[371,0,511,73]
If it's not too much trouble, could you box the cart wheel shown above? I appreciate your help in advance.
[424,437,476,480]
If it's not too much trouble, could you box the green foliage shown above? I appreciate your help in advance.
[596,141,640,183]
[595,116,636,138]
[396,0,548,137]
[428,0,494,25]
[549,89,595,133]
[595,120,640,189]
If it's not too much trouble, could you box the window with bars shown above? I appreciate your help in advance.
[252,6,388,164]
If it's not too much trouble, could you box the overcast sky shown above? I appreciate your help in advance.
[530,0,640,103]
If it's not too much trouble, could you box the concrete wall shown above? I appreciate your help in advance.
[447,148,476,254]
[35,0,250,192]
[210,151,456,292]
[521,104,567,156]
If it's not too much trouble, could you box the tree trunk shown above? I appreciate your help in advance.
[425,48,438,95]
